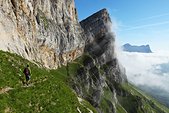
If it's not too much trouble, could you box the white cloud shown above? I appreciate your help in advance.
[117,51,169,92]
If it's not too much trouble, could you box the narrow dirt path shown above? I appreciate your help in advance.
[0,77,48,93]
[0,87,14,94]
[22,77,48,87]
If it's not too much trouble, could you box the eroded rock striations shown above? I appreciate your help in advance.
[73,9,127,113]
[0,0,84,68]
[1,1,168,113]
[0,2,127,111]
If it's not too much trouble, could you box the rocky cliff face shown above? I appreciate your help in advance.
[0,2,128,111]
[0,0,84,68]
[72,9,127,113]
[1,1,166,113]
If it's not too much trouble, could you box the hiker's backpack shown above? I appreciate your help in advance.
[24,68,30,75]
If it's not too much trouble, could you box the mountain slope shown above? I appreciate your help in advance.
[0,0,169,113]
[0,50,169,113]
[0,50,96,113]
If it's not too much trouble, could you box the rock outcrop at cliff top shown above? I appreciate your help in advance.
[73,9,127,113]
[0,0,84,68]
[1,1,169,113]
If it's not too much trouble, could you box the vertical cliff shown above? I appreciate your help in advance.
[0,1,169,113]
[0,0,84,68]
[70,9,167,113]
[72,9,127,113]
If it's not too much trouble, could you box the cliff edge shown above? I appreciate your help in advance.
[0,0,84,68]
[0,0,168,113]
[72,9,127,112]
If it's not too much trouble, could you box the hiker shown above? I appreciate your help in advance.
[23,64,31,85]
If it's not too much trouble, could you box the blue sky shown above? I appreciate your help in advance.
[75,0,169,52]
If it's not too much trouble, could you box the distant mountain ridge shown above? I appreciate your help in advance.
[122,43,152,53]
[0,0,168,112]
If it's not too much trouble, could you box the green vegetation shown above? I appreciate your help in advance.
[70,53,169,113]
[38,10,49,30]
[116,104,127,113]
[40,15,48,30]
[0,50,169,113]
[0,50,95,113]
[117,83,169,113]
[100,87,114,113]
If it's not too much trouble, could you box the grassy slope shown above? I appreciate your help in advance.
[0,50,169,113]
[128,83,169,113]
[116,83,169,113]
[0,50,96,113]
[71,54,169,113]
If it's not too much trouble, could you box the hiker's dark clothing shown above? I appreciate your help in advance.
[23,67,31,81]
[25,75,30,81]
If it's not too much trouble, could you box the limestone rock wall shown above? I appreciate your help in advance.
[73,9,127,113]
[0,0,84,68]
